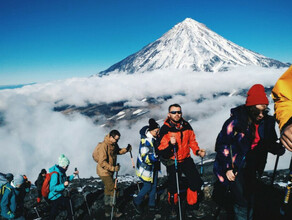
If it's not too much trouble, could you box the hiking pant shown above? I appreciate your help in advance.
[134,171,158,207]
[49,196,73,220]
[100,175,115,196]
[166,157,203,205]
[234,204,253,220]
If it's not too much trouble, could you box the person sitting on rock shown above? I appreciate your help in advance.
[48,154,79,220]
[35,168,47,203]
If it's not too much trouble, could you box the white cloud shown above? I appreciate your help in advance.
[0,66,289,181]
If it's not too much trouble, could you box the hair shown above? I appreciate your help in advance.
[168,103,181,112]
[109,129,120,138]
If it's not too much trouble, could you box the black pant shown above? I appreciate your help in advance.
[166,157,203,194]
[49,196,73,220]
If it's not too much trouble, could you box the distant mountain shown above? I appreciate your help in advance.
[100,18,289,75]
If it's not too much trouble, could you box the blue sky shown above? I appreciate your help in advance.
[0,0,291,85]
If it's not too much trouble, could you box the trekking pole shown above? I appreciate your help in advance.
[280,156,292,215]
[67,189,75,220]
[173,146,182,220]
[83,192,92,217]
[200,157,204,176]
[111,163,119,220]
[34,206,41,219]
[129,150,140,192]
[271,155,280,185]
[75,167,80,183]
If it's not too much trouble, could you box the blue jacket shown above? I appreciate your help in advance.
[136,126,160,183]
[48,165,74,200]
[214,105,284,186]
[0,183,16,219]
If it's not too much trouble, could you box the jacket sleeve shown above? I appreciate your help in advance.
[272,65,292,131]
[49,172,65,193]
[188,129,200,156]
[214,117,238,181]
[0,188,15,219]
[157,126,176,158]
[98,143,114,171]
[140,139,157,165]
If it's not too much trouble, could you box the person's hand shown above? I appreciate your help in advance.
[73,170,79,176]
[7,211,14,219]
[64,181,69,187]
[170,135,176,145]
[281,124,292,152]
[226,170,237,181]
[197,149,206,158]
[126,144,132,152]
[113,165,120,172]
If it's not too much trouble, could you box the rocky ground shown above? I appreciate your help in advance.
[17,159,292,220]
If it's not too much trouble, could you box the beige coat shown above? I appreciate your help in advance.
[93,134,127,177]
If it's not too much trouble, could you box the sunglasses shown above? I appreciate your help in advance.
[169,111,182,115]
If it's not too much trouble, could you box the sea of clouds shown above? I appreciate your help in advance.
[0,65,291,182]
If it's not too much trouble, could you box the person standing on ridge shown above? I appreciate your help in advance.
[133,118,161,214]
[214,84,285,220]
[157,103,206,219]
[92,129,132,218]
[35,169,47,203]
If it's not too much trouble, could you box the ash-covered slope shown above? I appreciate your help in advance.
[100,18,289,74]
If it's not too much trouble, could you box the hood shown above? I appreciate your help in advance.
[49,164,61,174]
[104,134,111,145]
[139,126,149,138]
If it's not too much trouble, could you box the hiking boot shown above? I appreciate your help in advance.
[186,208,206,219]
[114,210,123,218]
[169,207,177,219]
[104,205,111,217]
[132,201,143,214]
[149,206,161,213]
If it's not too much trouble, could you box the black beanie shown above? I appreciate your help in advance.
[149,118,160,131]
[41,169,47,174]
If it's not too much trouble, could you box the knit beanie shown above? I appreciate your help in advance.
[13,174,24,187]
[149,118,160,131]
[41,169,47,174]
[245,84,269,106]
[58,154,70,167]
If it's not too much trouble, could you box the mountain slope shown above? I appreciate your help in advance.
[100,18,289,74]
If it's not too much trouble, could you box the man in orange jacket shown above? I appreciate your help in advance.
[272,65,292,152]
[158,103,206,218]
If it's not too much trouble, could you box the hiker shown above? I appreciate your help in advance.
[48,154,79,220]
[92,129,132,218]
[157,103,206,218]
[15,175,31,218]
[1,174,25,219]
[272,65,292,152]
[133,118,161,214]
[35,169,47,203]
[213,84,285,220]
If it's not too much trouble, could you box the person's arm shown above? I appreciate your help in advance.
[49,172,65,193]
[214,118,238,182]
[188,128,206,157]
[157,126,177,157]
[98,143,117,172]
[0,188,15,219]
[272,65,292,151]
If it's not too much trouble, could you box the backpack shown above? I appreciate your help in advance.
[92,142,102,163]
[41,171,58,199]
[0,173,9,201]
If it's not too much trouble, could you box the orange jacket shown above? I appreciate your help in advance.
[272,65,292,131]
[158,117,200,162]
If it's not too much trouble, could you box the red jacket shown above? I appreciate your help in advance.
[158,117,200,162]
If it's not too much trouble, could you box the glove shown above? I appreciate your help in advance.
[7,211,15,219]
[111,165,120,172]
[126,144,132,152]
[276,147,285,156]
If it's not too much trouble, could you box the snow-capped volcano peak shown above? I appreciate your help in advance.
[100,18,288,74]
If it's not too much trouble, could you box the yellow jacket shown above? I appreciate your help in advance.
[272,65,292,131]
